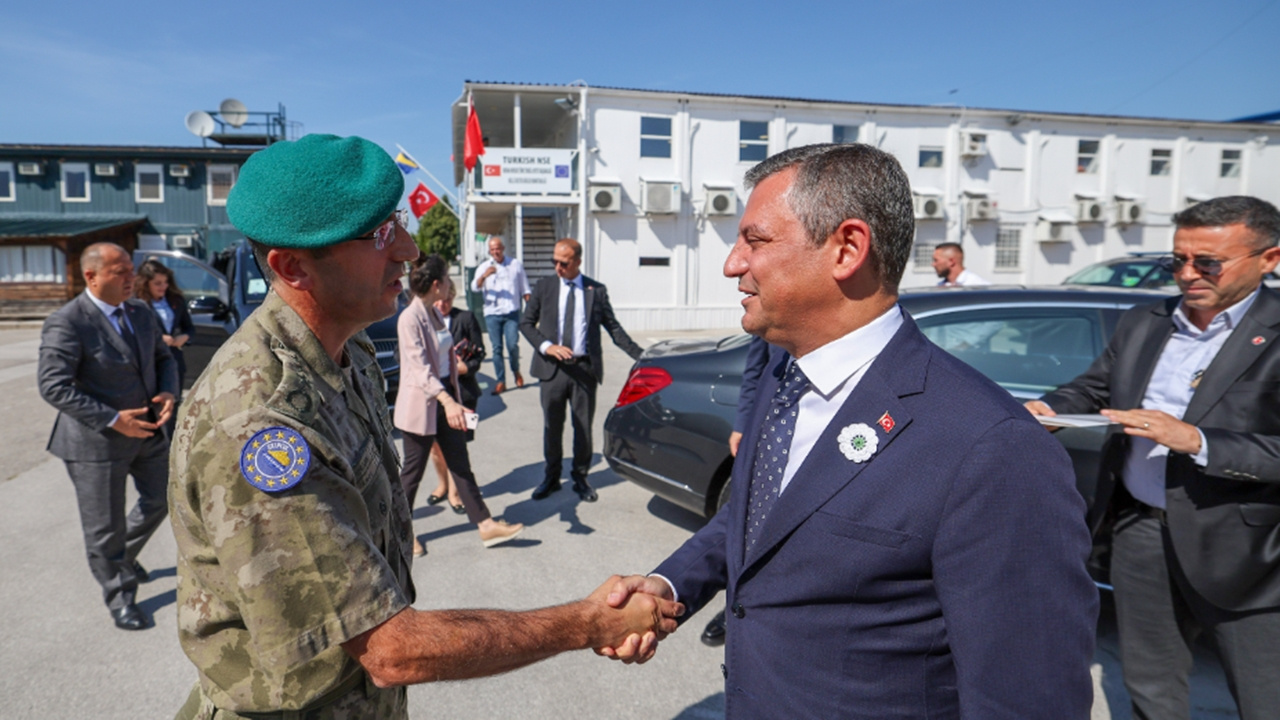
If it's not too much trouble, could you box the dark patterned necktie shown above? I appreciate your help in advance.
[745,361,811,551]
[113,308,141,363]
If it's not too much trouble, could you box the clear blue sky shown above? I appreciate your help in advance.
[3,0,1277,203]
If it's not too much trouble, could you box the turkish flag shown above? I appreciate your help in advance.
[463,97,485,172]
[408,182,439,218]
[483,165,501,177]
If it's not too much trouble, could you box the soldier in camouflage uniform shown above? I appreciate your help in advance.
[169,134,682,720]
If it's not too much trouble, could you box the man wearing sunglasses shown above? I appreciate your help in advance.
[1026,195,1280,720]
[168,135,681,719]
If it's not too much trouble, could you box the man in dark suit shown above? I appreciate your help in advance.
[1026,196,1280,720]
[37,242,178,631]
[600,144,1097,719]
[520,238,644,502]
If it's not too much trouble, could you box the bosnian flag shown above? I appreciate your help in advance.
[394,152,419,175]
[408,182,439,218]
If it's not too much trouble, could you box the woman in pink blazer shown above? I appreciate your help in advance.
[394,254,523,555]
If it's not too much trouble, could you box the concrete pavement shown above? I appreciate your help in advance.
[0,325,1240,719]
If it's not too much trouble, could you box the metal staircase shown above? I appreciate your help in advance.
[521,214,558,282]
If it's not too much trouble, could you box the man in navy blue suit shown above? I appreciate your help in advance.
[601,144,1098,719]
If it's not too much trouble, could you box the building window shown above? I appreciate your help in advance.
[639,116,672,159]
[739,121,769,162]
[1221,149,1242,178]
[61,162,90,202]
[995,226,1021,269]
[1077,140,1100,174]
[0,245,67,283]
[1150,148,1172,176]
[136,163,164,203]
[833,125,859,144]
[919,147,944,168]
[207,164,238,205]
[913,241,939,270]
[0,162,13,201]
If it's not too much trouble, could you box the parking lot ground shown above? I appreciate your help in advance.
[0,326,1242,719]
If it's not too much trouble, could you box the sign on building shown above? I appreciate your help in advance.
[478,148,576,194]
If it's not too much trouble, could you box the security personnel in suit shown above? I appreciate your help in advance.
[600,144,1097,719]
[169,134,680,719]
[520,238,644,502]
[37,242,178,631]
[1028,196,1280,720]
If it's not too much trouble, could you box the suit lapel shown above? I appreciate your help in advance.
[80,292,137,367]
[1184,288,1280,425]
[738,319,927,572]
[1116,300,1177,409]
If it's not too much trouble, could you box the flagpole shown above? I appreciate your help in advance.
[394,144,461,220]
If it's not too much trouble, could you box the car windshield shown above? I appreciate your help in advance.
[1064,259,1173,288]
[240,253,269,305]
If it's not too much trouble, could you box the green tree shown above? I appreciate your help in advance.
[412,195,460,262]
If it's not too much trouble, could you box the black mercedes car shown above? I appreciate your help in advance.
[603,285,1172,587]
[134,242,404,404]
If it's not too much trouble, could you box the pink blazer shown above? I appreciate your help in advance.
[393,296,460,436]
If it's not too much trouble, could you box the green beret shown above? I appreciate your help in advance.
[227,134,402,249]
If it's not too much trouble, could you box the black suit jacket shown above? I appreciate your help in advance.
[38,292,178,462]
[1041,285,1280,612]
[519,274,643,384]
[446,307,485,409]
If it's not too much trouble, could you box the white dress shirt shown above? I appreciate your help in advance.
[1121,288,1258,508]
[538,276,588,357]
[85,290,135,336]
[938,269,990,287]
[470,256,531,316]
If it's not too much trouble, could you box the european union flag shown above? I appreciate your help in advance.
[555,165,569,178]
[395,152,419,175]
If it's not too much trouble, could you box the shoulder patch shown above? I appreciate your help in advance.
[240,426,311,493]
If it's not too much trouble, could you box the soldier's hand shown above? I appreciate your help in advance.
[591,575,682,664]
[111,406,159,438]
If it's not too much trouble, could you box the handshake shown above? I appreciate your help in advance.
[587,575,684,664]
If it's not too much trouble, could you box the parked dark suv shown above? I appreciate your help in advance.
[134,242,403,403]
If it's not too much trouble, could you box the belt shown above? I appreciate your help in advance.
[561,355,590,364]
[1132,500,1167,524]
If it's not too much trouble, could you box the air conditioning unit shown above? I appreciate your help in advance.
[960,130,988,158]
[965,197,996,220]
[171,234,196,249]
[1076,199,1106,223]
[17,162,42,176]
[588,183,621,213]
[1116,199,1145,225]
[704,185,736,216]
[640,179,682,214]
[169,164,191,178]
[93,163,118,177]
[1036,220,1073,243]
[914,194,945,220]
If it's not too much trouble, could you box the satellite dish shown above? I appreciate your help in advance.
[185,110,216,138]
[219,98,249,128]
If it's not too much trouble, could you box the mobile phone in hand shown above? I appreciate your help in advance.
[465,411,479,430]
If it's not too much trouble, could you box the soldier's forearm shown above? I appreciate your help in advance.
[344,602,604,686]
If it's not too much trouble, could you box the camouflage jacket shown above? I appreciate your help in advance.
[170,291,415,718]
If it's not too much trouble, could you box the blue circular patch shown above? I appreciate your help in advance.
[239,426,311,493]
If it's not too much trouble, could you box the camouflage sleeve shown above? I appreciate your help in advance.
[182,405,410,676]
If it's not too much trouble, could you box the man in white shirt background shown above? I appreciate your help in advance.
[932,242,989,286]
[470,236,531,394]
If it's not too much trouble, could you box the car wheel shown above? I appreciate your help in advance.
[713,475,732,515]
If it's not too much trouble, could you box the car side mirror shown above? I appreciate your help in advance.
[189,295,230,321]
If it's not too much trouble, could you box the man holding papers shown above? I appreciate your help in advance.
[1026,196,1280,720]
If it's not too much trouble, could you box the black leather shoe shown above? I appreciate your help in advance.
[112,603,147,631]
[531,478,561,500]
[700,610,726,647]
[572,480,598,503]
[131,560,150,583]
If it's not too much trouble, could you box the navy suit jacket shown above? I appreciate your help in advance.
[654,315,1098,720]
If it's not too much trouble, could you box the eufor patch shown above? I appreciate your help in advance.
[240,426,310,493]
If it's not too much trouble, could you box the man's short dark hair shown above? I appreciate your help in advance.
[744,143,915,289]
[248,238,330,285]
[935,242,963,256]
[1173,196,1280,250]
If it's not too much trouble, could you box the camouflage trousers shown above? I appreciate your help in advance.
[175,673,407,720]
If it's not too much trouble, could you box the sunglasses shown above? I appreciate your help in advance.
[1157,248,1267,277]
[361,209,410,251]
[553,259,577,268]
